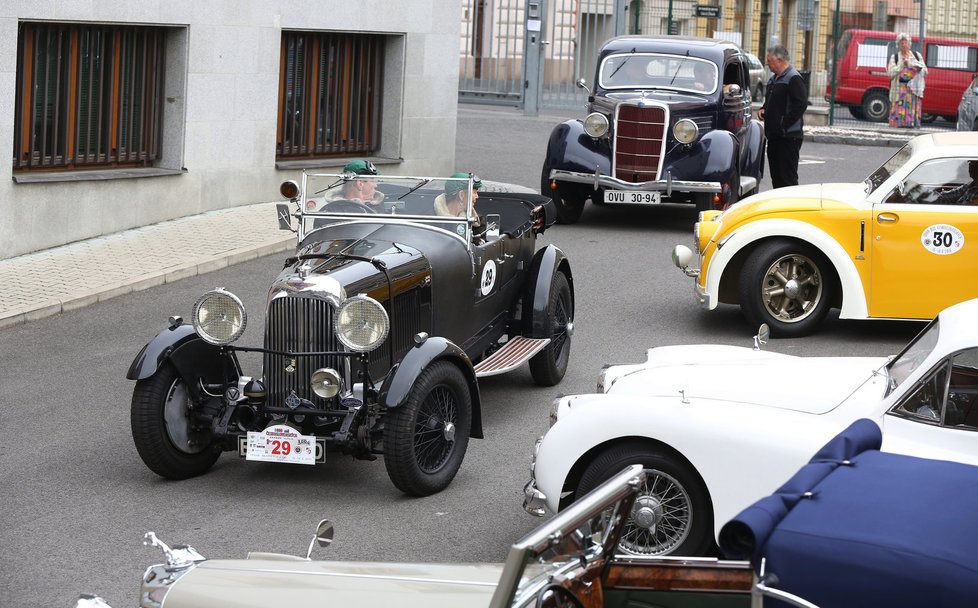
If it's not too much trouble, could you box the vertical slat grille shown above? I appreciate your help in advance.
[614,105,666,182]
[263,297,343,407]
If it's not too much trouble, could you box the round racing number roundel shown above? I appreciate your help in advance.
[921,224,964,255]
[480,259,497,296]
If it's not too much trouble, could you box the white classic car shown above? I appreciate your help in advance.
[523,297,978,557]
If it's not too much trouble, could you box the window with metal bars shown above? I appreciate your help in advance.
[13,22,165,172]
[278,31,384,160]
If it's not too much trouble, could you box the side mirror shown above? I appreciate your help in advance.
[576,78,591,96]
[753,324,770,350]
[896,180,907,196]
[277,203,296,232]
[306,519,334,559]
[725,83,742,97]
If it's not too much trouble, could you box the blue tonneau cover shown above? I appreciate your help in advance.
[720,419,978,608]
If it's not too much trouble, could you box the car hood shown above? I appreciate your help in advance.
[606,345,888,414]
[163,559,505,608]
[717,182,867,225]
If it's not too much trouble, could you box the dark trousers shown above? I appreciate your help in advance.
[767,137,803,188]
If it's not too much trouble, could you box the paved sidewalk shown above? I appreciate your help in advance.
[0,124,917,330]
[0,202,293,329]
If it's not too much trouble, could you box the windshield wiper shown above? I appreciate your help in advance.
[397,178,431,201]
[283,252,387,271]
[608,48,637,79]
[314,178,346,196]
[668,52,691,86]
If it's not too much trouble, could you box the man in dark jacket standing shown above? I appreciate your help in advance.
[758,45,808,188]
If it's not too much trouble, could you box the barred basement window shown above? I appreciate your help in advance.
[278,31,384,159]
[13,22,165,172]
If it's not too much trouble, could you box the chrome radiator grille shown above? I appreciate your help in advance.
[263,296,344,407]
[614,105,666,182]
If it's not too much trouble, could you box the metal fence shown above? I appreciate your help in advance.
[459,0,978,128]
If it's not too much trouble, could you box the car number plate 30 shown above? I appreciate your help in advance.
[604,190,661,204]
[243,424,319,465]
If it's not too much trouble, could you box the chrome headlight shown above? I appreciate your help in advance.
[335,295,389,352]
[192,289,247,345]
[673,118,699,144]
[583,112,609,137]
[310,368,341,399]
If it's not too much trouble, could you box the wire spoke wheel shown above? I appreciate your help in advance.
[413,385,458,473]
[617,469,692,555]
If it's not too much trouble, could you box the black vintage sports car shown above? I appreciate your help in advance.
[542,36,767,223]
[126,174,572,496]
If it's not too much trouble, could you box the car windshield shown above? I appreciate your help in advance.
[599,53,717,94]
[865,143,913,194]
[489,466,642,608]
[885,318,940,396]
[296,174,478,242]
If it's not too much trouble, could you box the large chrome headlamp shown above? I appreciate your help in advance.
[583,112,610,137]
[192,289,247,345]
[673,118,699,144]
[335,295,389,352]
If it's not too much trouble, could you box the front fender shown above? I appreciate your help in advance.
[705,218,867,318]
[127,324,241,399]
[661,130,738,184]
[378,337,483,439]
[524,245,574,337]
[544,119,612,180]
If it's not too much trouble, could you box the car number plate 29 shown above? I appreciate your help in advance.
[604,190,661,204]
[244,424,318,465]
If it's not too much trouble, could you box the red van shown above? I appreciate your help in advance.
[827,29,978,123]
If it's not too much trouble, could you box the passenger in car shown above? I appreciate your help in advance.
[934,160,978,206]
[320,159,385,208]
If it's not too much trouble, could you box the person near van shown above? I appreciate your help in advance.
[887,33,928,128]
[758,45,808,188]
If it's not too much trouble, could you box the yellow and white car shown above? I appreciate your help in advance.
[672,131,978,337]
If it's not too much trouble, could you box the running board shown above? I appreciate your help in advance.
[740,175,758,196]
[473,336,551,377]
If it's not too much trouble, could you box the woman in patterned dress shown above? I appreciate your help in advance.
[887,33,928,128]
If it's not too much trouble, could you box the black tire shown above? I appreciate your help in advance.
[738,240,833,338]
[576,442,713,557]
[384,361,472,496]
[529,272,573,386]
[541,164,586,224]
[861,90,890,122]
[131,362,220,479]
[921,113,937,123]
[847,105,866,119]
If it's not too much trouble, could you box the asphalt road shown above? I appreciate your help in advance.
[0,107,920,607]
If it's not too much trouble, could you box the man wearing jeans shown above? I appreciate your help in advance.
[758,45,808,188]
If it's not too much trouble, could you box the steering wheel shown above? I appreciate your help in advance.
[321,200,377,214]
[534,583,585,608]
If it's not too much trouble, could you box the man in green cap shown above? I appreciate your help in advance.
[320,159,384,209]
[434,172,482,219]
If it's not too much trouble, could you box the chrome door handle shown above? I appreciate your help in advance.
[877,214,898,223]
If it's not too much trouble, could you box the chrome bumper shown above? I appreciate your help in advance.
[523,479,547,517]
[549,169,721,194]
[694,281,711,308]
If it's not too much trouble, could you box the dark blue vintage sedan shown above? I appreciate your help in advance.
[542,36,767,223]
